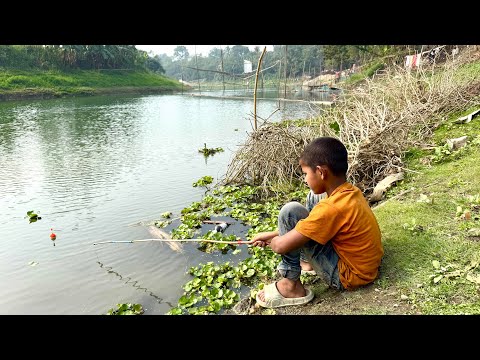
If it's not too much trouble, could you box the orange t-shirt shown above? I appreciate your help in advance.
[295,182,383,290]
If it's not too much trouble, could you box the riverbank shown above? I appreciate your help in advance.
[0,85,184,101]
[0,68,184,101]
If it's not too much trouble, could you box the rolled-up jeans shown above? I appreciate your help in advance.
[276,190,344,290]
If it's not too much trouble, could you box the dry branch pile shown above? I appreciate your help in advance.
[224,122,318,194]
[222,47,480,200]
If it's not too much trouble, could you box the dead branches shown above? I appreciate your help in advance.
[223,123,317,196]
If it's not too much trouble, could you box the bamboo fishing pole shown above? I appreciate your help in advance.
[93,238,254,246]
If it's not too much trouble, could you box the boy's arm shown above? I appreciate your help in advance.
[270,229,310,255]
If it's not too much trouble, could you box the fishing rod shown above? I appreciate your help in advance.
[93,238,254,246]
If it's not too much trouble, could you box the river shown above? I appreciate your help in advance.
[0,89,329,314]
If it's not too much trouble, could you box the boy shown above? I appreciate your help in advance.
[252,137,383,308]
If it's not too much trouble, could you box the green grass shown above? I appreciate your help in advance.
[343,61,385,87]
[373,107,480,314]
[447,61,480,83]
[433,106,480,143]
[0,68,183,99]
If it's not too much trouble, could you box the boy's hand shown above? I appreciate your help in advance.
[251,232,275,247]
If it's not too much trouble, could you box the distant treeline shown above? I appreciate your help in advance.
[0,45,165,73]
[154,45,425,82]
[0,45,441,84]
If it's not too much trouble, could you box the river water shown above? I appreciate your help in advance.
[0,89,328,314]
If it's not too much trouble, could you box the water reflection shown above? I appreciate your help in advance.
[0,96,145,221]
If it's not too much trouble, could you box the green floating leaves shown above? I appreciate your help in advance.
[106,303,144,315]
[161,211,172,219]
[192,175,213,188]
[26,210,42,223]
[198,143,224,157]
[160,183,282,314]
[155,220,170,228]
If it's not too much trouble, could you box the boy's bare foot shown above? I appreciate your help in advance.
[257,278,307,302]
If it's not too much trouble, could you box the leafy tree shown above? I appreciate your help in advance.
[208,47,223,59]
[173,46,189,61]
[145,56,165,73]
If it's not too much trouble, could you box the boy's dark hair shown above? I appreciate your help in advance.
[299,137,348,176]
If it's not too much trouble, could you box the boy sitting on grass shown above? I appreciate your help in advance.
[252,137,384,308]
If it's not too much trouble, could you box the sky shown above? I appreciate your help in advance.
[136,45,274,57]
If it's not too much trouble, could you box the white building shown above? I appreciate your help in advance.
[244,60,252,73]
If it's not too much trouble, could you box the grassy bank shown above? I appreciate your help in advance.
[0,68,183,101]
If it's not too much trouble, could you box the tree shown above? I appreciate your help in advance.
[173,46,189,61]
[208,47,223,59]
[223,45,250,75]
[145,56,165,73]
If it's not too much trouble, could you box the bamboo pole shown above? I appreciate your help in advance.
[194,45,201,94]
[253,46,267,131]
[284,45,288,99]
[220,47,225,94]
[277,55,282,108]
[93,238,254,246]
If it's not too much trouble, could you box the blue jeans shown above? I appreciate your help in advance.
[276,190,344,290]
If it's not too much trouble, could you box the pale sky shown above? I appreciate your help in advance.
[136,45,273,57]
